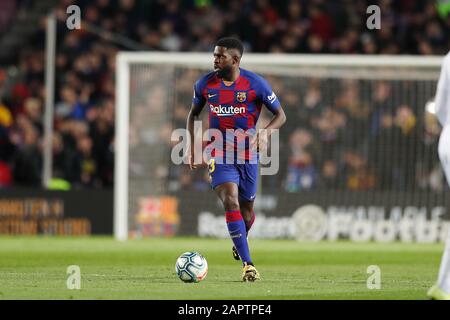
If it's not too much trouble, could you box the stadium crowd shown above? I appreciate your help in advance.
[0,0,449,190]
[167,70,445,193]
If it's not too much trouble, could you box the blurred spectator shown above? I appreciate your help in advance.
[342,149,376,191]
[0,0,16,33]
[11,124,41,186]
[284,129,317,192]
[0,160,12,188]
[285,152,317,192]
[23,97,43,133]
[370,81,393,136]
[73,135,98,187]
[417,109,444,191]
[55,86,91,120]
[392,104,420,189]
[52,132,76,180]
[317,160,344,190]
[369,112,396,189]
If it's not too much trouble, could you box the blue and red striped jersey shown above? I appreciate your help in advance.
[192,68,281,161]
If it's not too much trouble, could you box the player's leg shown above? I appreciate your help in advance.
[429,126,450,300]
[240,199,256,234]
[231,199,255,260]
[209,160,253,268]
[213,182,253,267]
[238,163,258,231]
[235,162,260,281]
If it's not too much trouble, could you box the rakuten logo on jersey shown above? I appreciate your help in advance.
[209,104,246,117]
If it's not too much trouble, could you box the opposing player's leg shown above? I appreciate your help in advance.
[428,126,450,300]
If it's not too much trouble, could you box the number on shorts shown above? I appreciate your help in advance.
[208,159,215,174]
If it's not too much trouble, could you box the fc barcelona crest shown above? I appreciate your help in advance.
[236,91,247,103]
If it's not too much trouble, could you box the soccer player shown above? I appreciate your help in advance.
[186,37,286,282]
[428,51,450,300]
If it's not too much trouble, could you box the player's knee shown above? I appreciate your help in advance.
[223,195,240,211]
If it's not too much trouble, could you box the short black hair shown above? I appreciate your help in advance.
[215,37,244,57]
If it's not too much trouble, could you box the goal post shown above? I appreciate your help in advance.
[114,53,131,241]
[115,52,443,241]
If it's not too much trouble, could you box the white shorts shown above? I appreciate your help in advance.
[439,125,450,187]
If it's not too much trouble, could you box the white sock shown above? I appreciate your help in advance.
[437,228,450,293]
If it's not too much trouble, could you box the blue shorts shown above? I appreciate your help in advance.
[208,159,258,202]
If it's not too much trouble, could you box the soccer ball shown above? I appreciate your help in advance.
[175,251,208,283]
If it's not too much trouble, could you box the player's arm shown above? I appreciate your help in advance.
[259,81,286,130]
[435,54,450,127]
[254,106,286,153]
[186,80,206,170]
[253,80,286,152]
[263,106,286,131]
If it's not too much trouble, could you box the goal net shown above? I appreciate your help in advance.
[115,53,445,242]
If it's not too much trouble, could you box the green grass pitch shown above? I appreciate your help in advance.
[0,236,444,300]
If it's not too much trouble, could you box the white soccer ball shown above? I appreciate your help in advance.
[175,251,208,283]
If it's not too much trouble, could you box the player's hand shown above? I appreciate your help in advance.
[183,148,196,170]
[250,132,268,153]
[258,132,268,153]
[188,153,197,170]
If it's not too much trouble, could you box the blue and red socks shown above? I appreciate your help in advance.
[226,210,252,265]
